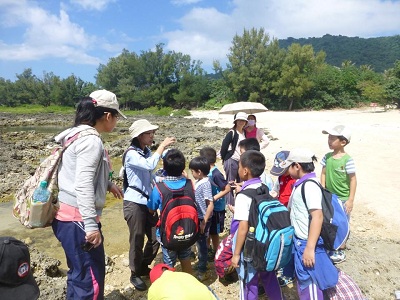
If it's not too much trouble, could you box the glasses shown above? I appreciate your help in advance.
[143,131,155,136]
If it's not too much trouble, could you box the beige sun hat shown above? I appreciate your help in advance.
[129,119,159,138]
[89,89,127,119]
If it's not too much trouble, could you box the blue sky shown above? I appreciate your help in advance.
[1,0,399,83]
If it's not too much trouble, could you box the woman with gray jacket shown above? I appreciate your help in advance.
[52,90,124,300]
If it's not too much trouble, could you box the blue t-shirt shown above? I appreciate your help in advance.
[208,166,228,211]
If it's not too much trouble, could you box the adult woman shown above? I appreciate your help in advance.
[52,89,124,300]
[220,112,248,206]
[123,119,176,291]
[245,114,270,149]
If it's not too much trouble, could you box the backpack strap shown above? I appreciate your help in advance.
[300,179,323,211]
[156,179,194,212]
[122,147,150,198]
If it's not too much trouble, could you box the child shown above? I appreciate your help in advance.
[321,125,357,263]
[269,150,296,287]
[231,150,283,300]
[238,138,274,190]
[280,148,338,299]
[189,156,214,281]
[148,149,193,274]
[199,147,231,261]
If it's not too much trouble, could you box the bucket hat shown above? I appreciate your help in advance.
[129,119,159,138]
[233,112,248,123]
[89,89,127,119]
[0,237,40,300]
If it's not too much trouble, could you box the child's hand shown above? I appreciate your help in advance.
[269,190,278,198]
[302,246,315,268]
[200,220,206,234]
[231,254,240,268]
[344,200,353,214]
[228,204,235,213]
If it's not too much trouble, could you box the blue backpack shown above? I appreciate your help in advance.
[301,180,350,251]
[240,185,294,272]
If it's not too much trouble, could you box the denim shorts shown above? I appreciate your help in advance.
[210,210,226,235]
[162,245,192,267]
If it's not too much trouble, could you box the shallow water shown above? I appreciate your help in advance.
[0,201,130,271]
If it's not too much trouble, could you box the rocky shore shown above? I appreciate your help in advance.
[1,111,399,300]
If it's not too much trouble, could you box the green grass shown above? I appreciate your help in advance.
[0,105,75,114]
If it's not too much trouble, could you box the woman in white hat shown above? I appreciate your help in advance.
[122,119,175,291]
[220,111,248,207]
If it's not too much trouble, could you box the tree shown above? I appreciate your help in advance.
[227,28,283,103]
[271,44,325,110]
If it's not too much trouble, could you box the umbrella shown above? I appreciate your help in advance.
[219,102,268,115]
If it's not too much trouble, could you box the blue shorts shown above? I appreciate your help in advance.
[210,210,226,235]
[162,246,192,268]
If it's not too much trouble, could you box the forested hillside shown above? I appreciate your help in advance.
[279,34,400,73]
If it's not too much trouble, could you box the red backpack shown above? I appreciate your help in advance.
[155,179,199,251]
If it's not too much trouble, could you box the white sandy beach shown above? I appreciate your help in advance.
[189,107,400,239]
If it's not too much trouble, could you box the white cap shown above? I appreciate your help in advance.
[89,89,127,119]
[279,148,315,168]
[322,125,351,143]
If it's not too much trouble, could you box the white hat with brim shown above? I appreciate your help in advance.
[322,125,351,143]
[279,148,315,169]
[89,89,127,119]
[233,112,248,123]
[129,119,159,138]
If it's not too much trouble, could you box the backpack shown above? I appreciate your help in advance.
[240,184,294,272]
[214,233,235,278]
[300,179,350,251]
[13,129,99,228]
[155,179,199,251]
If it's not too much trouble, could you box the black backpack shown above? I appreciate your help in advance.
[155,179,199,251]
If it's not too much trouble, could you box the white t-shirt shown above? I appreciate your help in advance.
[287,178,322,240]
[234,182,262,221]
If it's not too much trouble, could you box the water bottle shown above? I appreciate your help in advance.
[243,226,255,262]
[32,181,50,203]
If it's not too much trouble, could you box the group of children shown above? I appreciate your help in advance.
[147,123,357,300]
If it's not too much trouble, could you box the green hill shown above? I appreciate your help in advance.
[278,34,400,73]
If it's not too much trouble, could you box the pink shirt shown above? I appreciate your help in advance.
[56,202,100,223]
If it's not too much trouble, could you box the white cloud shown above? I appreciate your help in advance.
[163,0,400,70]
[70,0,116,11]
[0,1,108,64]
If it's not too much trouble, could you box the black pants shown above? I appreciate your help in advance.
[123,201,159,274]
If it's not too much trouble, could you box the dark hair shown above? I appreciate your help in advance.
[189,156,210,175]
[163,149,186,176]
[74,97,118,127]
[238,138,260,152]
[240,150,265,177]
[199,147,216,164]
[293,156,318,173]
[338,136,349,145]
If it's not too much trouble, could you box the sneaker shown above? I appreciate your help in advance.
[130,272,147,291]
[330,250,346,264]
[278,276,294,287]
[196,271,209,282]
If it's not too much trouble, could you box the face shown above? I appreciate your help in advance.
[238,161,249,181]
[190,169,201,180]
[236,119,247,130]
[239,146,246,156]
[103,112,119,132]
[328,134,345,150]
[288,162,301,179]
[138,130,156,147]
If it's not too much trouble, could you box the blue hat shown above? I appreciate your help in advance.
[270,151,290,176]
